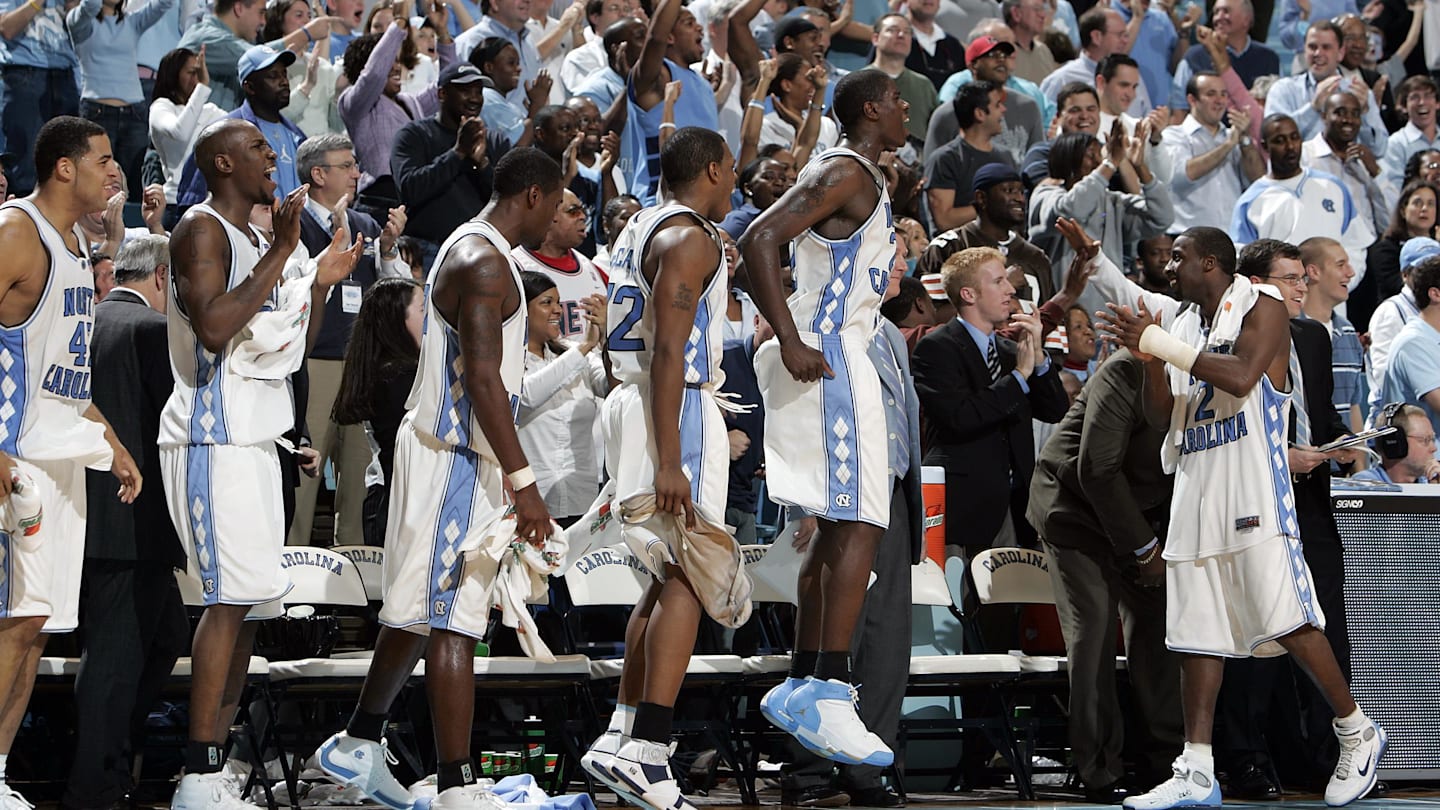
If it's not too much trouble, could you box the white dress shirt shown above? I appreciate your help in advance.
[1263,70,1389,157]
[1039,53,1151,117]
[1160,115,1248,232]
[1301,134,1394,239]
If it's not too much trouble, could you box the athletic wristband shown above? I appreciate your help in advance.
[747,100,765,110]
[508,466,537,491]
[304,27,316,44]
[659,122,676,130]
[1100,158,1117,173]
[27,0,42,11]
[1137,323,1200,373]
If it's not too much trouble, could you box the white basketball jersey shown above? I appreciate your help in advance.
[510,247,608,339]
[605,203,728,388]
[159,204,294,448]
[0,200,110,464]
[786,148,895,339]
[1162,276,1298,561]
[406,218,528,462]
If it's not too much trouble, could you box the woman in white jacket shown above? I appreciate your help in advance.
[517,270,610,525]
[147,46,227,224]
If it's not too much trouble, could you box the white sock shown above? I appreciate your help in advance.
[610,704,635,735]
[0,752,7,783]
[1335,706,1367,731]
[1183,742,1214,772]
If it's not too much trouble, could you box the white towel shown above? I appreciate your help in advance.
[229,255,317,380]
[457,510,568,662]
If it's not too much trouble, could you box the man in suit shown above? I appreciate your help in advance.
[1027,343,1183,803]
[63,235,189,810]
[288,134,410,547]
[1216,239,1361,797]
[912,246,1069,565]
[781,242,924,809]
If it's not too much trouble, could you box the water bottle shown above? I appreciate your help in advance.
[5,471,42,537]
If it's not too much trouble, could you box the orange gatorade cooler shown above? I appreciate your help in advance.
[922,466,946,564]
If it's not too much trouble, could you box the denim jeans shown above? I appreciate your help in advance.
[1,65,80,196]
[82,99,149,201]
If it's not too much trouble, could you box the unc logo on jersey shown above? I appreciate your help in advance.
[1322,198,1336,213]
[204,578,216,594]
[834,493,853,508]
[869,266,889,295]
[433,600,448,615]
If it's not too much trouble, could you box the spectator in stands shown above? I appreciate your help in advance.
[1375,255,1440,441]
[719,310,769,545]
[324,0,363,56]
[1028,346,1182,804]
[759,54,837,154]
[1171,0,1276,117]
[1159,70,1265,233]
[391,61,512,270]
[1029,129,1172,299]
[1022,82,1100,188]
[573,18,644,113]
[455,0,541,103]
[92,252,118,300]
[149,46,227,222]
[404,15,444,94]
[1300,237,1367,432]
[516,269,608,524]
[1111,0,1185,110]
[1302,90,1391,244]
[593,192,640,272]
[473,37,552,147]
[1001,0,1056,85]
[1369,238,1437,416]
[0,0,81,196]
[176,0,337,112]
[918,163,1054,299]
[1352,403,1440,482]
[1264,21,1387,153]
[68,0,175,201]
[1136,233,1176,294]
[1366,180,1439,332]
[565,95,620,242]
[339,14,454,202]
[561,0,634,94]
[1040,7,1149,116]
[531,0,586,103]
[512,187,608,338]
[332,277,423,546]
[793,6,851,107]
[721,157,787,239]
[1332,13,1396,128]
[528,105,599,256]
[880,275,938,328]
[925,80,1012,234]
[289,133,410,547]
[1277,0,1359,54]
[262,0,344,138]
[903,0,964,91]
[65,234,187,810]
[927,32,1044,167]
[861,14,936,145]
[1382,75,1440,194]
[1233,113,1375,282]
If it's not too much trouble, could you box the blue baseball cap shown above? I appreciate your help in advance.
[1400,237,1440,271]
[238,44,296,83]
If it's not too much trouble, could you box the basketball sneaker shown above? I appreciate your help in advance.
[430,783,506,810]
[760,676,806,734]
[315,731,414,810]
[1123,756,1222,810]
[171,771,257,810]
[1325,720,1387,806]
[582,731,646,806]
[0,783,35,810]
[783,678,894,767]
[609,738,700,810]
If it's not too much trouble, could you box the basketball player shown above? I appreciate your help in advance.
[576,127,746,810]
[312,148,564,810]
[1096,227,1386,810]
[163,118,362,810]
[737,69,909,766]
[0,116,141,809]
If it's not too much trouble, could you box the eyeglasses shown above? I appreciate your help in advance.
[1261,273,1309,287]
[1410,432,1438,445]
[319,160,358,171]
[560,204,588,217]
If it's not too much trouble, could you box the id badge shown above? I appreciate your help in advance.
[341,282,362,314]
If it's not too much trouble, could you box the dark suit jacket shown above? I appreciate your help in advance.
[85,291,183,566]
[912,317,1070,549]
[1027,349,1173,555]
[1289,318,1349,548]
[301,207,384,361]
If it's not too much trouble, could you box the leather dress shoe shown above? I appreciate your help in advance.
[780,786,851,807]
[1082,780,1131,804]
[847,786,906,807]
[1226,762,1282,800]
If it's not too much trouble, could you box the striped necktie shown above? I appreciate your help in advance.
[1289,343,1311,446]
[986,338,1003,383]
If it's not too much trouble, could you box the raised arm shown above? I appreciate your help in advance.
[631,0,684,110]
[727,0,767,101]
[130,0,177,35]
[171,187,309,354]
[340,21,408,121]
[647,224,721,526]
[66,0,101,44]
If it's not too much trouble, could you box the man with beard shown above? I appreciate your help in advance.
[1301,90,1390,241]
[916,163,1054,299]
[1233,114,1374,283]
[923,33,1044,166]
[175,44,307,205]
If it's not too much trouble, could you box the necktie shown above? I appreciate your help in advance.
[986,338,1003,383]
[1289,343,1311,446]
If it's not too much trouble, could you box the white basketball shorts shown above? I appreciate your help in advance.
[755,331,890,529]
[0,457,87,632]
[162,442,290,614]
[1165,534,1326,658]
[378,422,508,640]
[602,382,729,527]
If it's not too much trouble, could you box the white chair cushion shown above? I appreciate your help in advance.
[470,654,592,677]
[908,654,1023,676]
[742,655,791,675]
[37,657,78,677]
[1013,655,1065,673]
[268,657,392,681]
[589,655,744,680]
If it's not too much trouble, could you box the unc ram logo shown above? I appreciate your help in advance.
[1322,198,1336,213]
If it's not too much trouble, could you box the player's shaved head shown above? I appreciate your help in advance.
[194,119,259,184]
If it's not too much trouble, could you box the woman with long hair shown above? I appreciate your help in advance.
[1361,180,1440,332]
[260,0,345,137]
[148,46,227,217]
[333,277,425,545]
[1028,128,1173,293]
[516,270,608,525]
